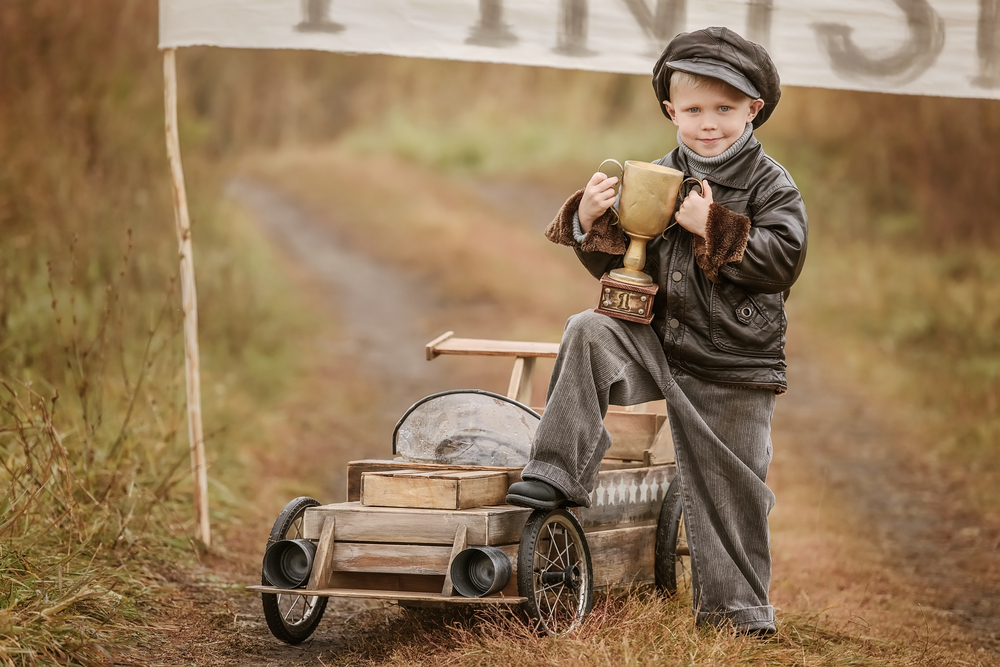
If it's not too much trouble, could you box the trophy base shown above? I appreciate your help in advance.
[595,273,658,325]
[608,267,653,286]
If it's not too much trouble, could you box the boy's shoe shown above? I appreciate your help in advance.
[739,626,776,641]
[506,480,573,510]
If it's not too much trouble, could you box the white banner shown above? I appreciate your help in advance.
[160,1,1000,99]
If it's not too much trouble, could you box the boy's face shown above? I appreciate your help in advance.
[662,82,765,158]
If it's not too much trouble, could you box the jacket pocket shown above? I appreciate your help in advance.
[709,282,784,358]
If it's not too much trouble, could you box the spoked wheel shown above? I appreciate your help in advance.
[261,497,328,644]
[654,475,692,600]
[517,509,593,635]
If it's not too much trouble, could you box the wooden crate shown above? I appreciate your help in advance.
[361,469,511,510]
[347,460,523,503]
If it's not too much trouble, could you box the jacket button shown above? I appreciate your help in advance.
[672,271,682,282]
[669,318,680,329]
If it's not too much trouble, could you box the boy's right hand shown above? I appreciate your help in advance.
[579,172,619,233]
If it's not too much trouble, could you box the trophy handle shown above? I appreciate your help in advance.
[681,177,704,197]
[662,177,707,238]
[597,159,624,225]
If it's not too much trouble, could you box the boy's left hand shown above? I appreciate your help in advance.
[675,180,712,238]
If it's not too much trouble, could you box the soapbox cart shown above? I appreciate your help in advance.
[247,333,690,641]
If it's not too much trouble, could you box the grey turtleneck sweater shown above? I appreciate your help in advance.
[676,123,754,181]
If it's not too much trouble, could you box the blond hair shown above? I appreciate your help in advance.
[669,70,751,100]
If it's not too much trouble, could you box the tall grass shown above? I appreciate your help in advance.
[0,1,315,662]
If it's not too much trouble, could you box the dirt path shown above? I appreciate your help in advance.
[225,176,452,419]
[771,340,1000,652]
[136,169,998,665]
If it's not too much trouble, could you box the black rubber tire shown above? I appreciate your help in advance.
[261,497,328,645]
[654,475,691,599]
[517,509,593,635]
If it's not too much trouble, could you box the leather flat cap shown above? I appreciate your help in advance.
[653,27,781,128]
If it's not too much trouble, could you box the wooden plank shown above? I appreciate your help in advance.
[441,525,468,596]
[247,584,526,605]
[302,502,532,546]
[361,470,509,510]
[347,460,523,503]
[598,459,651,471]
[429,336,560,359]
[587,524,657,589]
[322,541,518,576]
[579,465,675,529]
[307,517,336,590]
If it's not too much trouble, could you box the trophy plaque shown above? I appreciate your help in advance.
[594,159,696,325]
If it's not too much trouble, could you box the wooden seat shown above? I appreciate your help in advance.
[425,331,557,406]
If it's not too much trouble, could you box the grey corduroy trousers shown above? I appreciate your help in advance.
[521,309,777,632]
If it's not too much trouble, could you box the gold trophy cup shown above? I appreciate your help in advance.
[594,159,699,324]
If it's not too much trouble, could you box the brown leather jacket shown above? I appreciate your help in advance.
[546,135,808,392]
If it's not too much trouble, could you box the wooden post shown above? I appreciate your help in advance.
[163,48,211,548]
[505,356,536,406]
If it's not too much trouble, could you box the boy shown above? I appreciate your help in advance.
[506,27,807,636]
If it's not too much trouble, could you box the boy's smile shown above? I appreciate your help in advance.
[663,84,764,158]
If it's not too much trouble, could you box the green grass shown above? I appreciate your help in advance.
[343,106,678,178]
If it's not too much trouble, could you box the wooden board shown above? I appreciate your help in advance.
[248,584,526,605]
[426,333,560,360]
[441,525,468,596]
[348,460,523,503]
[303,502,532,546]
[588,524,657,589]
[319,541,519,577]
[361,469,510,510]
[578,465,675,529]
[307,517,336,590]
[320,572,445,593]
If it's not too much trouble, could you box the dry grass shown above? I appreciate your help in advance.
[311,591,965,667]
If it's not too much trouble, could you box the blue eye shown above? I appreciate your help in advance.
[719,106,731,112]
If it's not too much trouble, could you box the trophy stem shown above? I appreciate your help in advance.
[609,233,654,285]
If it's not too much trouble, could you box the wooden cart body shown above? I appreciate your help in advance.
[249,459,677,606]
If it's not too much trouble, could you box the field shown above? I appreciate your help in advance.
[2,1,999,665]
